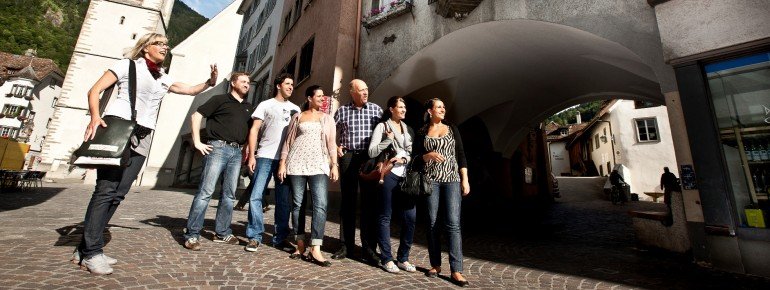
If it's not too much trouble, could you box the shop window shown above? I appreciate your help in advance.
[707,51,770,227]
[635,118,659,142]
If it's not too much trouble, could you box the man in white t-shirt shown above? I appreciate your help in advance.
[243,73,301,252]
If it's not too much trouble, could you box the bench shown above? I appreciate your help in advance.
[628,191,690,253]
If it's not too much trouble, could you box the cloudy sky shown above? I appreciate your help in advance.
[181,0,235,19]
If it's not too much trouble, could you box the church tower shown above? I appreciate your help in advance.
[41,0,174,177]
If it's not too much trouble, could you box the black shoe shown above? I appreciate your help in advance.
[425,269,440,278]
[450,273,469,287]
[289,252,304,260]
[272,240,295,252]
[451,278,470,287]
[331,247,347,260]
[363,251,380,266]
[306,253,332,267]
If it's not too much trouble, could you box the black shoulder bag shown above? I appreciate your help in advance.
[72,60,138,168]
[400,127,431,196]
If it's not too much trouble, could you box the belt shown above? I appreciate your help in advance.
[210,140,241,148]
[346,149,367,154]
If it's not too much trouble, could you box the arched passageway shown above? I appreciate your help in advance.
[368,19,673,217]
[370,19,665,156]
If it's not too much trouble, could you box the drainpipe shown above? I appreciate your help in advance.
[353,0,362,77]
[596,120,617,166]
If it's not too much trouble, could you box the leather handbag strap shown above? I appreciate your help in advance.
[97,59,137,121]
[128,60,137,121]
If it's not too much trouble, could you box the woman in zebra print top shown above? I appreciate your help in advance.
[412,98,470,287]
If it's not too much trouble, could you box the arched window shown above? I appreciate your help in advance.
[120,16,125,24]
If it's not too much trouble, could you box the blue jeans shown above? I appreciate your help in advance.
[377,172,416,264]
[79,151,145,259]
[425,181,463,273]
[184,141,242,240]
[288,174,328,246]
[245,158,291,244]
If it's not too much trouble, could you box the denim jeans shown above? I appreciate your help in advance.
[78,151,145,259]
[245,158,291,244]
[377,172,416,264]
[425,181,463,273]
[288,174,328,246]
[184,141,242,240]
[339,151,378,253]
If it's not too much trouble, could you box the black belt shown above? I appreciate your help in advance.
[211,140,241,148]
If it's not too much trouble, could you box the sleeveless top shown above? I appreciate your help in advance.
[424,129,460,182]
[286,121,329,176]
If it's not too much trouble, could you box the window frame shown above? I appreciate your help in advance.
[635,117,660,143]
[297,36,315,83]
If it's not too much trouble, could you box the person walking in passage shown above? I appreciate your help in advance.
[660,167,680,225]
[243,73,301,253]
[183,72,253,251]
[75,32,218,274]
[413,98,470,287]
[368,96,417,273]
[278,85,338,266]
[332,79,383,263]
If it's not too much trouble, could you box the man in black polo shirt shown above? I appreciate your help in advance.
[183,72,253,251]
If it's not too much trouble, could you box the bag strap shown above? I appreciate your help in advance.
[128,60,137,121]
[97,59,137,120]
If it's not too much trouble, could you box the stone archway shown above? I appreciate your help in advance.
[369,19,666,155]
[365,19,673,211]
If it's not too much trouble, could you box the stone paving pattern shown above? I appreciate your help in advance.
[1,179,769,289]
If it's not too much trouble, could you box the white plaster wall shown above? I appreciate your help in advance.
[655,0,770,62]
[548,141,571,176]
[142,1,242,186]
[0,79,34,130]
[28,75,62,152]
[41,0,172,176]
[609,100,678,201]
[588,121,615,177]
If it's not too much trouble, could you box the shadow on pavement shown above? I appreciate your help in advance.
[0,187,67,211]
[54,223,139,248]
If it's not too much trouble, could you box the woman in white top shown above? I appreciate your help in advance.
[74,33,217,275]
[368,96,417,273]
[278,85,338,267]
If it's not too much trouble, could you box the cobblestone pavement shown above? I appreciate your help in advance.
[1,181,769,289]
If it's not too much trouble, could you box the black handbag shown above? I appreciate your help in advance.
[359,144,396,184]
[72,60,138,168]
[400,160,432,196]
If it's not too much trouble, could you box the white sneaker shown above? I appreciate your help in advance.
[382,261,400,273]
[81,254,114,275]
[397,261,417,272]
[71,249,117,265]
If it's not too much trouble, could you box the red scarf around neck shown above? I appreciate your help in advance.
[143,57,161,80]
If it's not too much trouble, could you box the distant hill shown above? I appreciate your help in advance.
[0,0,89,72]
[167,0,209,49]
[546,101,604,126]
[0,0,208,73]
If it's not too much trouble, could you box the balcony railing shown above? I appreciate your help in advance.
[362,0,413,29]
[434,0,483,20]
